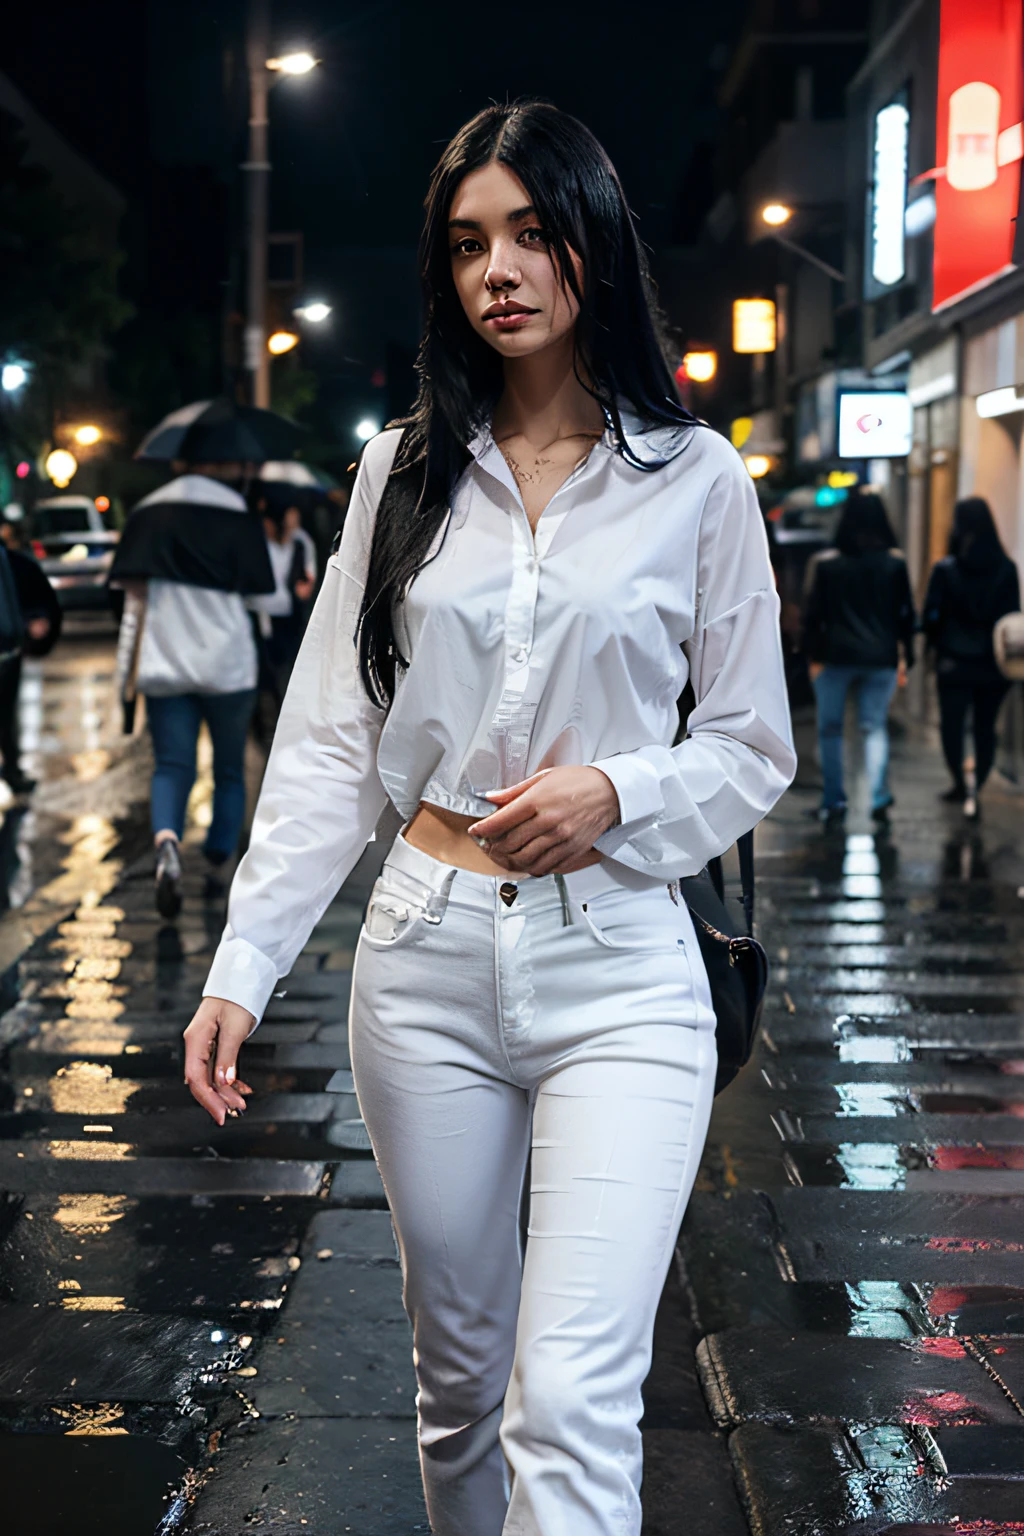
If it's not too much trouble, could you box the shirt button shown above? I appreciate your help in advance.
[512,646,528,664]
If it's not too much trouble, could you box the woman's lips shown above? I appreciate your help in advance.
[484,310,536,330]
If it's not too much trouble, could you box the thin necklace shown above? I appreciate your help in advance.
[497,429,602,490]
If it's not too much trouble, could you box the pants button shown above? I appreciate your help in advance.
[499,882,519,907]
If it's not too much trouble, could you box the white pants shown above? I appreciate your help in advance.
[350,835,718,1536]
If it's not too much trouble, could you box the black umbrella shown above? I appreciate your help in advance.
[135,398,306,465]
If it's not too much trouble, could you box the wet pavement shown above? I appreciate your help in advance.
[0,640,1022,1533]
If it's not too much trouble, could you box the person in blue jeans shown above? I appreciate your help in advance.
[146,688,256,884]
[113,467,273,916]
[802,492,917,825]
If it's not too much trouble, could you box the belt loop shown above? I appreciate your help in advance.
[554,873,571,926]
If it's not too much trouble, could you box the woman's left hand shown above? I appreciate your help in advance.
[467,766,620,877]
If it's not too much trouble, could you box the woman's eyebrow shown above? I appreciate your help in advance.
[447,205,538,230]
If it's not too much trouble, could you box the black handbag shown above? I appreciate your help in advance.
[679,831,769,1095]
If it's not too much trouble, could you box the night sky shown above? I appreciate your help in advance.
[3,0,742,439]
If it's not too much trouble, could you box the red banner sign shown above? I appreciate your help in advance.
[933,0,1024,311]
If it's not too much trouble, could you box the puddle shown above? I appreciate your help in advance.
[0,1430,189,1536]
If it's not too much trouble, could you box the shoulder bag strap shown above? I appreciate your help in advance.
[737,830,755,935]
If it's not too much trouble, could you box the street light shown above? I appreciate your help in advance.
[295,301,331,324]
[266,51,318,73]
[1,363,28,392]
[680,350,718,383]
[355,419,380,441]
[45,449,78,488]
[267,330,300,355]
[244,0,321,409]
[758,203,844,282]
[73,424,102,446]
[743,454,772,479]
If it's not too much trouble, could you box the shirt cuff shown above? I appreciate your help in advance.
[590,749,666,828]
[203,934,280,1025]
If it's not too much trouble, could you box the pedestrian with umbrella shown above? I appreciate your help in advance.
[110,399,300,917]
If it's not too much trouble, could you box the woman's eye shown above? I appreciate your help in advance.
[452,237,483,256]
[520,227,548,245]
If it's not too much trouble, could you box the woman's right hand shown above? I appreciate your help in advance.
[184,997,256,1124]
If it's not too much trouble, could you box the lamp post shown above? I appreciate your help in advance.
[757,204,844,283]
[243,2,320,409]
[244,0,271,408]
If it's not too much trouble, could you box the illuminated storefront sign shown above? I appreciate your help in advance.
[732,299,777,353]
[838,393,913,458]
[932,0,1024,310]
[870,99,910,289]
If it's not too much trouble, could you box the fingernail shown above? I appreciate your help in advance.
[226,1066,236,1084]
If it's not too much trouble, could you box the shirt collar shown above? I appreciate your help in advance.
[466,404,696,470]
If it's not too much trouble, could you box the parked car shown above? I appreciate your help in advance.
[29,496,120,611]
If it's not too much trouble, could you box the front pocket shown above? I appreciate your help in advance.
[361,882,432,950]
[578,888,688,955]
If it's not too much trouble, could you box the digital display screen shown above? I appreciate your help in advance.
[837,392,913,458]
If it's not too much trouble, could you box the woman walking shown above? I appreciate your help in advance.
[184,103,795,1535]
[803,491,916,825]
[923,496,1020,819]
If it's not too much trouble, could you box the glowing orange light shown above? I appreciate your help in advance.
[267,331,300,355]
[744,454,772,479]
[680,350,718,383]
[94,496,110,513]
[733,300,777,354]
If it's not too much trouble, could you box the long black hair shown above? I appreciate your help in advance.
[357,100,698,707]
[833,491,898,556]
[949,495,1010,572]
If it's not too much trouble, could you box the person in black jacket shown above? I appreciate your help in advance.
[803,492,916,824]
[0,534,61,795]
[923,496,1020,820]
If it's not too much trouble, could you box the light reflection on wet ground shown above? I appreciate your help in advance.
[683,708,1024,1526]
[0,624,379,1534]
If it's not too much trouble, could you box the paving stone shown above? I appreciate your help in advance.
[327,1117,373,1150]
[263,1044,354,1069]
[186,1416,428,1533]
[933,1424,1024,1477]
[328,1160,387,1208]
[300,1209,396,1262]
[697,1327,1022,1428]
[0,1149,326,1196]
[729,1422,1024,1535]
[0,1307,226,1403]
[783,1113,1024,1145]
[906,1169,1024,1194]
[641,1263,715,1433]
[0,1194,316,1313]
[684,1189,1024,1288]
[251,1244,414,1418]
[0,1432,188,1536]
[640,1429,748,1536]
[316,1026,353,1049]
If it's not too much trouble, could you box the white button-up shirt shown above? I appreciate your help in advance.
[204,411,796,1020]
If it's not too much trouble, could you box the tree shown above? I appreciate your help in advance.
[0,108,131,472]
